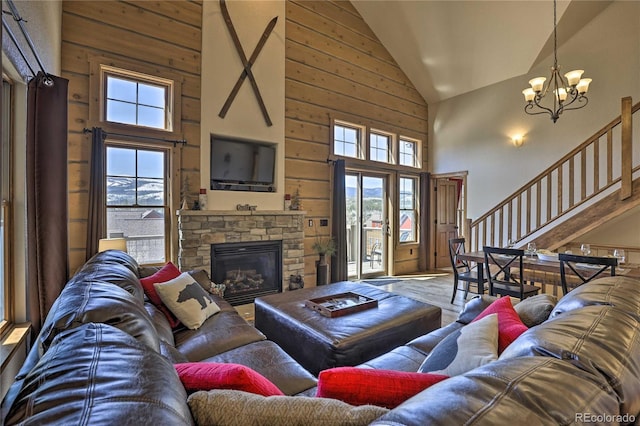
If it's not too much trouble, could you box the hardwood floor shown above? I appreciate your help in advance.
[369,270,476,327]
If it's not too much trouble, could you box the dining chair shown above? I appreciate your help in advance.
[558,253,617,295]
[448,238,488,303]
[483,246,540,300]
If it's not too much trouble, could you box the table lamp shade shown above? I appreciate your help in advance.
[98,238,127,253]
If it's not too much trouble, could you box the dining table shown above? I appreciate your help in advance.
[458,250,640,297]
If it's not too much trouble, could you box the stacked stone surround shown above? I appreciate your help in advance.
[177,210,305,292]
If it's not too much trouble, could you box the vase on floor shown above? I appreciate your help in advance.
[316,253,329,286]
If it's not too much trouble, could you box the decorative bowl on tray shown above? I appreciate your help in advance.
[536,249,559,262]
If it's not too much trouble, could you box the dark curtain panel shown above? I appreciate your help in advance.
[330,159,347,282]
[26,72,69,332]
[86,127,106,260]
[418,172,431,271]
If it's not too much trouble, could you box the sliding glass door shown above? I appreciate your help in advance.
[346,173,388,279]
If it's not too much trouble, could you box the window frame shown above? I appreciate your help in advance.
[0,75,14,336]
[101,66,173,132]
[398,176,418,244]
[330,118,423,172]
[369,129,395,164]
[89,57,183,266]
[104,72,170,131]
[398,137,420,168]
[104,141,171,266]
[332,120,365,160]
[89,57,182,140]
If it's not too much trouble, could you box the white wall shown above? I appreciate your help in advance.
[2,0,61,80]
[430,1,640,222]
[200,0,285,210]
[580,205,640,247]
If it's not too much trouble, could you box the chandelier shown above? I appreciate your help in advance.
[522,0,592,123]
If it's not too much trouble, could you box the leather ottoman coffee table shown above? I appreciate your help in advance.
[254,281,441,375]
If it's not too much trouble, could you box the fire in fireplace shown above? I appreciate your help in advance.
[211,240,282,306]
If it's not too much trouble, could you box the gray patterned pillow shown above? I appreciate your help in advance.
[418,313,498,376]
[187,389,389,426]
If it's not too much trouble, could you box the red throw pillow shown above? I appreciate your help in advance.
[473,296,528,353]
[316,367,448,409]
[140,262,182,328]
[175,362,284,397]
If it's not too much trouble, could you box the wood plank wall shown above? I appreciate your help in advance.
[62,1,202,272]
[284,1,429,282]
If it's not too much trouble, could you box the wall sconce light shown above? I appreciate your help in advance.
[511,135,524,147]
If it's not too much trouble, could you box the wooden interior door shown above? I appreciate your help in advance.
[435,179,459,268]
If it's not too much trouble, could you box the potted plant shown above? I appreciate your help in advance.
[312,231,335,286]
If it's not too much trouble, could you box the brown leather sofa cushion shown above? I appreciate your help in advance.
[4,323,193,426]
[372,357,620,426]
[39,280,159,354]
[501,304,640,416]
[83,249,140,276]
[203,340,317,396]
[551,275,640,317]
[175,311,265,361]
[73,261,145,303]
[145,302,176,345]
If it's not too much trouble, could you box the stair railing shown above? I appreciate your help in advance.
[469,97,639,252]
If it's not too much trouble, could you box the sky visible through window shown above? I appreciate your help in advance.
[106,75,166,129]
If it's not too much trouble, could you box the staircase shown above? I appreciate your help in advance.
[469,97,639,252]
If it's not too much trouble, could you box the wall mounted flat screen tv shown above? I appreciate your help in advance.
[210,134,276,192]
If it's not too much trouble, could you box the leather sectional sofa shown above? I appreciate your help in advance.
[2,250,640,425]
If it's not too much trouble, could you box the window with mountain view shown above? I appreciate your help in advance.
[106,146,167,264]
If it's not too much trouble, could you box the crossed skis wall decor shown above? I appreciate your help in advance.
[218,0,277,127]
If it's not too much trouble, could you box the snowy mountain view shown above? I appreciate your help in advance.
[106,177,164,206]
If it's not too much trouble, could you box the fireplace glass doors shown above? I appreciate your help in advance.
[211,240,282,306]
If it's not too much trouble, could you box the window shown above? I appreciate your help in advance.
[333,122,362,159]
[91,60,181,266]
[370,132,391,163]
[0,77,12,331]
[399,177,417,243]
[106,146,168,264]
[399,138,418,168]
[101,65,174,132]
[332,119,422,169]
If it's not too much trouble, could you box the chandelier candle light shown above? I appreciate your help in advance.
[522,0,592,123]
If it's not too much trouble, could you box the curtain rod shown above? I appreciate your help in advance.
[83,128,187,147]
[2,18,34,76]
[3,0,53,86]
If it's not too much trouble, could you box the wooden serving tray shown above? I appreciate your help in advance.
[304,292,378,318]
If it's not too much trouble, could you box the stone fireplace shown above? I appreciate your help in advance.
[177,210,305,305]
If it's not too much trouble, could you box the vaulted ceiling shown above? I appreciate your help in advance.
[353,0,612,104]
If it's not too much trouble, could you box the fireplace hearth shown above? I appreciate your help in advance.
[211,240,282,306]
